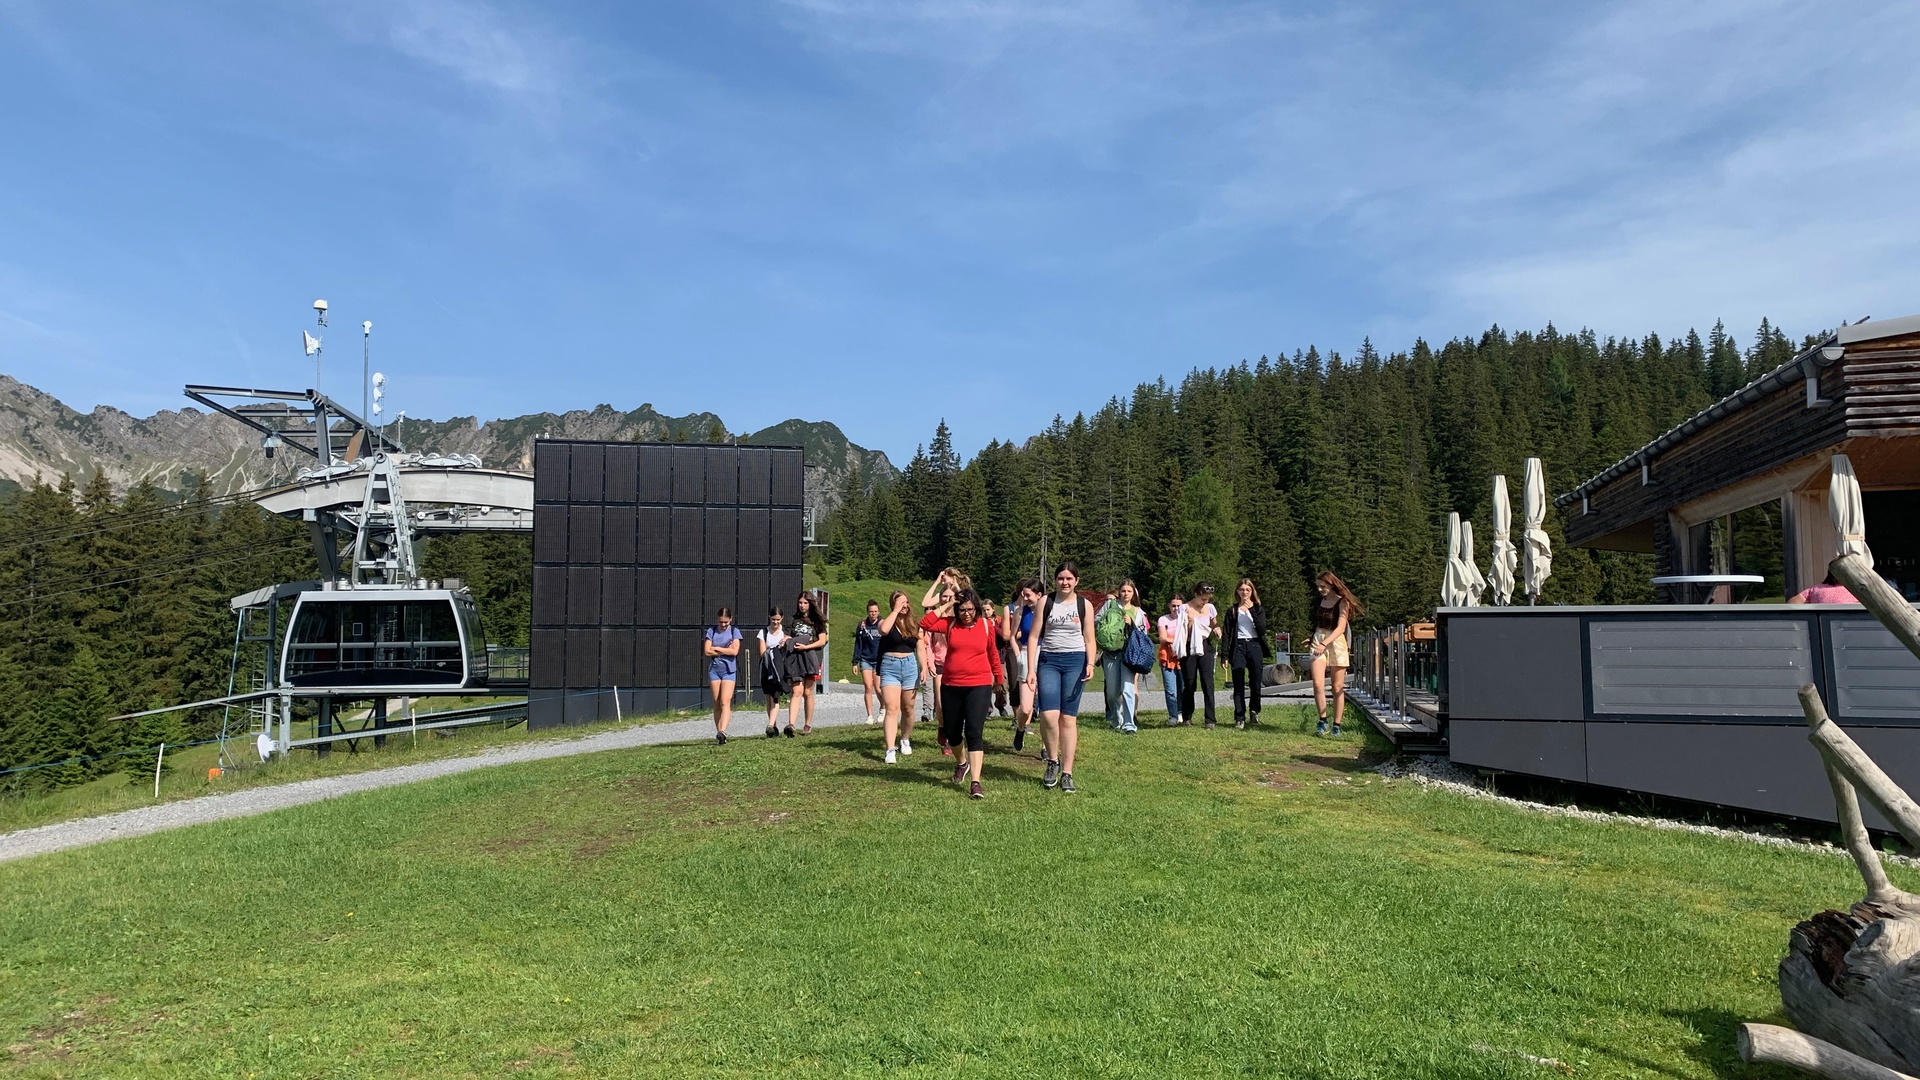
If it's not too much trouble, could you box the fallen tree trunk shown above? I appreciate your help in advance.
[1740,1024,1919,1080]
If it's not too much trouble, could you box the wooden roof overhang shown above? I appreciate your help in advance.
[1558,314,1920,554]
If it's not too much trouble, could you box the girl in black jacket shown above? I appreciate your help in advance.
[1225,578,1269,729]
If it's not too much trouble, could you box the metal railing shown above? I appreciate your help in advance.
[487,645,530,682]
[1344,625,1438,725]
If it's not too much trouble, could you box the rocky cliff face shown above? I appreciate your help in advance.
[0,375,893,510]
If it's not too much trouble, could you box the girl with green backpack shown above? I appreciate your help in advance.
[1096,580,1149,733]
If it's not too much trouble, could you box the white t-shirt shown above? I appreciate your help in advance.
[758,627,788,651]
[1235,609,1255,640]
[1175,603,1216,657]
[1039,594,1089,653]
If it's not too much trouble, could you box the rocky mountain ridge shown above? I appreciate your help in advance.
[0,375,893,510]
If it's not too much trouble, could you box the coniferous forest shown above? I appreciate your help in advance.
[0,317,1810,788]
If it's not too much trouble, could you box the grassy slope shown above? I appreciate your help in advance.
[0,704,1862,1078]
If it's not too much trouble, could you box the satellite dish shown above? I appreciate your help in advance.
[256,731,275,761]
[371,372,386,387]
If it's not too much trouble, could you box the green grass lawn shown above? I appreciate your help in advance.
[0,703,686,836]
[0,704,1867,1077]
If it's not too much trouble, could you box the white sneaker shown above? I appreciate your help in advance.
[884,748,897,764]
[866,712,877,725]
[900,739,914,756]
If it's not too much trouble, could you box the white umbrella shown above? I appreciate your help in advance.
[1829,452,1872,570]
[1489,475,1518,606]
[1462,519,1487,607]
[1522,457,1553,603]
[1441,511,1470,607]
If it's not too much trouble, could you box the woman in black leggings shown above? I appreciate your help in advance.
[917,587,1005,799]
[1225,577,1269,729]
[1176,582,1220,728]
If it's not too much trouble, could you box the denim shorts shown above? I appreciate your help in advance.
[707,659,736,683]
[856,659,877,673]
[1035,650,1087,715]
[879,653,920,690]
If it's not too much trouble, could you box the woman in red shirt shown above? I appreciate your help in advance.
[918,586,1005,800]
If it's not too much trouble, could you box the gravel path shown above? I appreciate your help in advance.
[0,693,877,865]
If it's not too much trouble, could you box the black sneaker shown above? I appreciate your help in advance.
[1331,723,1342,736]
[1234,720,1246,730]
[766,725,779,738]
[783,725,795,738]
[1042,758,1061,788]
[969,780,984,800]
[1060,773,1076,794]
[1013,727,1027,752]
[716,732,728,745]
[1204,722,1216,731]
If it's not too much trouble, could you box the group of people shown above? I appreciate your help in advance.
[702,562,1367,797]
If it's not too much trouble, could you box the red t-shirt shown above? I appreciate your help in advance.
[916,613,1004,687]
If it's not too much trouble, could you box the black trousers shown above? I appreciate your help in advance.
[940,683,993,752]
[1179,651,1215,725]
[1229,639,1264,721]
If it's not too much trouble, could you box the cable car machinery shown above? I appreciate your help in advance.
[183,384,534,765]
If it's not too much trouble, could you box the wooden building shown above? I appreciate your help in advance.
[1558,314,1920,600]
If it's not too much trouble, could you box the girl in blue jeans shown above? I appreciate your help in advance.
[1024,561,1100,793]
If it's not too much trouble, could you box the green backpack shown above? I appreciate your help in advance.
[1095,602,1128,651]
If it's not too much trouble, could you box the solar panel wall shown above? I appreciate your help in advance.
[528,440,807,728]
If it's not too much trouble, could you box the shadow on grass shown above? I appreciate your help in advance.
[1654,1007,1799,1080]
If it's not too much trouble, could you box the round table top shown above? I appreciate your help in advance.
[1648,574,1766,585]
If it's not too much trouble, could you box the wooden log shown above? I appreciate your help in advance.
[1825,758,1915,908]
[1740,1024,1919,1079]
[1800,683,1920,853]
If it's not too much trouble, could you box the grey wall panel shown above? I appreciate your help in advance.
[567,505,602,565]
[704,568,736,620]
[569,443,604,502]
[1828,616,1920,724]
[771,568,803,610]
[770,449,803,508]
[564,691,599,726]
[629,689,670,716]
[566,566,600,625]
[636,506,670,564]
[601,629,634,685]
[1586,722,1849,824]
[565,628,600,686]
[706,447,738,504]
[604,445,638,503]
[670,506,704,564]
[738,447,770,506]
[671,446,704,503]
[531,566,567,627]
[602,505,636,564]
[737,570,769,625]
[530,629,566,687]
[527,691,565,731]
[636,444,671,502]
[669,628,703,686]
[705,507,737,564]
[533,443,569,502]
[670,567,702,626]
[667,687,706,711]
[602,567,635,627]
[633,629,668,686]
[738,509,770,564]
[771,508,804,565]
[1449,720,1587,782]
[1588,619,1810,717]
[1447,615,1585,721]
[533,508,568,564]
[634,567,668,626]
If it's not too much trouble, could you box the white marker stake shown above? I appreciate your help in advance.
[614,686,624,723]
[153,743,165,798]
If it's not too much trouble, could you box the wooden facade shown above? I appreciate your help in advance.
[1559,315,1920,598]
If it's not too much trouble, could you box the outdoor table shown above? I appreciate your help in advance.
[1649,573,1765,605]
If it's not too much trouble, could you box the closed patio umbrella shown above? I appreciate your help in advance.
[1829,452,1873,570]
[1489,475,1518,605]
[1441,511,1471,607]
[1462,519,1487,607]
[1522,457,1553,603]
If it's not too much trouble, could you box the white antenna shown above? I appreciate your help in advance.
[361,319,373,433]
[308,299,327,391]
[372,372,386,425]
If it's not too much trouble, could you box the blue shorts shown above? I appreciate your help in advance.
[707,659,736,683]
[879,653,919,690]
[856,659,877,673]
[1036,650,1087,715]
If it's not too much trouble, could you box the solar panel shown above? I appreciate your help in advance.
[636,444,672,502]
[534,443,570,502]
[604,444,638,503]
[636,506,670,564]
[569,443,605,502]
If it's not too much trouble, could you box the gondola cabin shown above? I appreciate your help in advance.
[282,587,489,691]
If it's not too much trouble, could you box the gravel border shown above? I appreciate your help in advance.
[0,696,875,864]
[1373,756,1920,869]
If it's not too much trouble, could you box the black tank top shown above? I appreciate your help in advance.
[1314,598,1345,631]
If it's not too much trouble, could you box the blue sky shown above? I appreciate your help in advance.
[2,1,1917,463]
